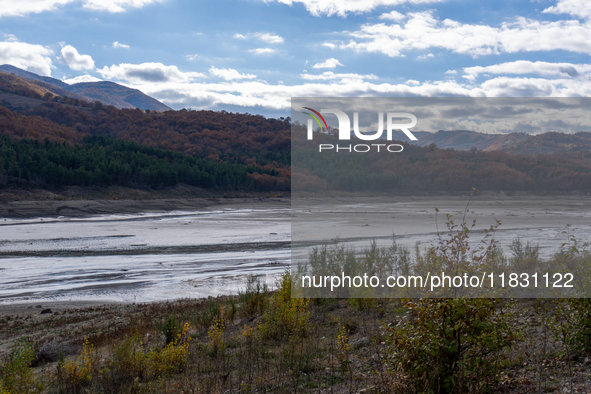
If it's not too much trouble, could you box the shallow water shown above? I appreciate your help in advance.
[1,197,590,304]
[0,208,291,304]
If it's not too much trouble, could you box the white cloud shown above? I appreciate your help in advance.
[379,10,405,21]
[321,42,336,49]
[127,78,474,111]
[112,41,130,49]
[0,41,54,76]
[82,0,162,13]
[57,45,94,71]
[261,0,443,17]
[312,58,344,69]
[0,0,74,18]
[543,0,591,20]
[115,68,591,112]
[249,48,276,54]
[300,71,378,81]
[234,32,284,43]
[185,54,198,61]
[3,34,18,42]
[255,33,284,43]
[479,77,561,97]
[445,70,457,74]
[417,53,434,59]
[62,74,102,84]
[209,66,256,80]
[341,11,591,57]
[0,0,162,17]
[462,61,591,81]
[98,62,205,83]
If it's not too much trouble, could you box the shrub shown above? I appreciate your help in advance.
[259,271,310,341]
[571,299,591,353]
[208,318,225,355]
[148,323,191,377]
[239,275,269,316]
[386,299,520,394]
[413,208,504,298]
[226,298,238,322]
[158,315,180,345]
[336,325,350,374]
[553,224,591,295]
[0,340,43,394]
[57,338,97,393]
[547,299,591,356]
[100,322,191,390]
[508,237,540,271]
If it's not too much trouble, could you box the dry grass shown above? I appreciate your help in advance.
[2,282,591,393]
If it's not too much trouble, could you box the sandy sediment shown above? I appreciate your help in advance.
[0,197,291,219]
[0,300,121,315]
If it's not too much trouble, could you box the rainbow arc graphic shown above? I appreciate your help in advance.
[302,107,328,132]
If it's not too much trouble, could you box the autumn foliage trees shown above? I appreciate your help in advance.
[0,95,291,190]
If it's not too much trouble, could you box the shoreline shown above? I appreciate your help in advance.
[0,299,128,315]
[0,196,291,219]
[3,191,591,219]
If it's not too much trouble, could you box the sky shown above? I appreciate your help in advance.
[0,0,590,118]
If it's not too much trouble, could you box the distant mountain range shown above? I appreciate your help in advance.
[0,64,171,111]
[409,129,591,155]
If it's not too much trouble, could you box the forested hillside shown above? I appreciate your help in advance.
[0,135,277,190]
[0,87,291,190]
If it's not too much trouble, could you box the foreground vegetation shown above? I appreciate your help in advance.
[2,271,591,393]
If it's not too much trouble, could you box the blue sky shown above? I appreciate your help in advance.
[0,0,590,117]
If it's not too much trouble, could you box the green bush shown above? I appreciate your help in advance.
[548,299,591,356]
[0,340,43,394]
[100,323,191,391]
[158,315,180,345]
[239,275,269,316]
[259,271,310,341]
[571,299,591,353]
[57,338,97,393]
[508,238,540,271]
[194,298,224,331]
[386,299,520,394]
